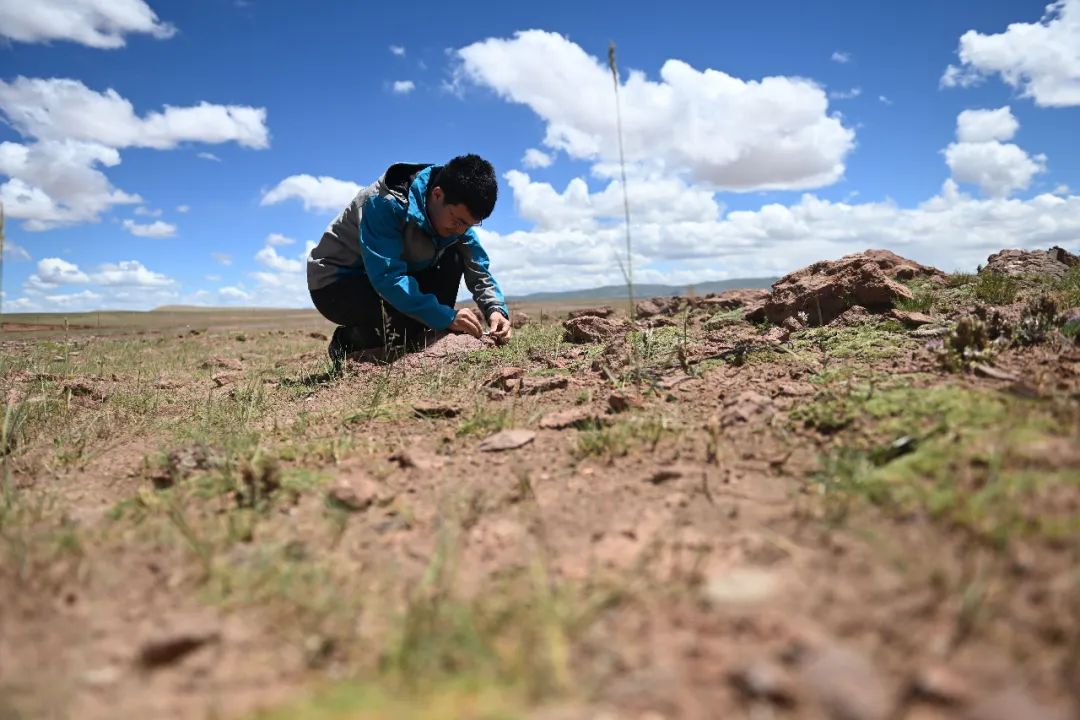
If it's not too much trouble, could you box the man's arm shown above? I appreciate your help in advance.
[459,230,509,321]
[359,196,457,330]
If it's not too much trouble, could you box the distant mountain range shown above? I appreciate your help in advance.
[506,277,777,303]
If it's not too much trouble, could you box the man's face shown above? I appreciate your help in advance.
[429,186,480,237]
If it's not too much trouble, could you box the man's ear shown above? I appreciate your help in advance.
[431,186,444,204]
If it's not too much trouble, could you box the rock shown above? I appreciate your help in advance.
[799,645,892,720]
[774,381,814,397]
[608,390,643,413]
[539,407,597,430]
[137,614,221,669]
[963,688,1067,720]
[982,246,1078,280]
[152,444,220,489]
[567,305,616,319]
[389,448,444,470]
[910,666,972,706]
[413,400,461,418]
[972,363,1019,381]
[695,288,770,311]
[888,309,934,327]
[521,376,570,395]
[485,367,525,391]
[563,316,625,344]
[729,659,797,705]
[829,305,874,327]
[635,299,664,318]
[199,357,243,371]
[211,372,239,387]
[722,391,774,427]
[746,250,942,326]
[327,472,389,511]
[308,331,329,341]
[761,326,790,343]
[478,429,536,452]
[703,567,783,606]
[510,311,530,328]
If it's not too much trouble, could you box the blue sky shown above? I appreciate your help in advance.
[1,0,1078,312]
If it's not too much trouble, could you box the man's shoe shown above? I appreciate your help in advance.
[328,327,350,368]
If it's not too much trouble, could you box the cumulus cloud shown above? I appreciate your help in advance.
[176,204,190,213]
[522,148,553,168]
[0,0,176,48]
[831,51,851,63]
[0,77,269,229]
[122,218,177,237]
[34,257,90,286]
[829,87,861,100]
[261,174,361,212]
[945,107,1045,197]
[879,95,893,105]
[197,151,222,162]
[93,260,174,286]
[255,246,303,272]
[14,256,179,310]
[266,233,295,246]
[942,0,1080,106]
[390,45,405,56]
[955,106,1019,142]
[393,80,416,94]
[455,30,855,191]
[133,206,161,217]
[3,240,31,261]
[0,77,269,149]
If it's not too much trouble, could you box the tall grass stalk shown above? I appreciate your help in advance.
[607,43,634,321]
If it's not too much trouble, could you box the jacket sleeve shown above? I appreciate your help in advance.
[358,195,457,330]
[460,230,509,320]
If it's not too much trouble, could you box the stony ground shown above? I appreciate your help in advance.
[1,250,1079,720]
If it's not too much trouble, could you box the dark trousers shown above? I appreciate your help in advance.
[310,251,463,351]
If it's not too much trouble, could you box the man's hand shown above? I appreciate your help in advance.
[449,308,483,338]
[488,312,513,344]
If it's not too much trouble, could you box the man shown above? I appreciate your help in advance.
[307,154,512,363]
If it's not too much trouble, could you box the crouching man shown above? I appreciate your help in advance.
[307,154,512,364]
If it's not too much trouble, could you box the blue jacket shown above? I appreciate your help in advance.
[307,163,508,330]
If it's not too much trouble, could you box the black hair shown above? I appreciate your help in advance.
[432,154,498,220]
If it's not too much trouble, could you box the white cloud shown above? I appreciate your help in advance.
[392,80,416,94]
[0,77,270,150]
[0,140,141,229]
[945,107,1045,198]
[205,274,221,282]
[942,0,1080,106]
[1054,184,1071,194]
[93,260,174,286]
[220,286,252,301]
[3,241,31,261]
[261,174,361,212]
[829,87,862,100]
[879,95,893,105]
[266,233,295,246]
[34,257,90,285]
[455,31,855,191]
[211,252,233,266]
[255,246,303,272]
[0,77,269,229]
[0,0,175,48]
[831,51,851,64]
[122,218,176,238]
[197,151,222,162]
[176,204,190,213]
[522,148,553,169]
[955,106,1019,142]
[390,45,405,56]
[133,206,161,217]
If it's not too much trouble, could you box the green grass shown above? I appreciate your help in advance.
[896,281,937,313]
[576,414,671,462]
[801,378,1080,545]
[787,320,914,363]
[973,272,1021,305]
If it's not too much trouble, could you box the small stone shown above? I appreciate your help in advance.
[413,400,461,418]
[389,448,444,470]
[211,372,239,387]
[889,309,934,327]
[608,390,643,413]
[539,407,597,430]
[911,665,972,706]
[327,473,390,511]
[478,429,536,452]
[972,363,1019,382]
[729,659,797,705]
[485,366,524,390]
[799,645,891,720]
[137,615,221,669]
[703,567,782,606]
[563,316,625,344]
[522,376,570,395]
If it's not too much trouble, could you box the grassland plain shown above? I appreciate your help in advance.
[1,264,1078,720]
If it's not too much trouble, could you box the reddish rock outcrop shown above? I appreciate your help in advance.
[563,316,626,344]
[746,250,945,326]
[982,246,1078,280]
